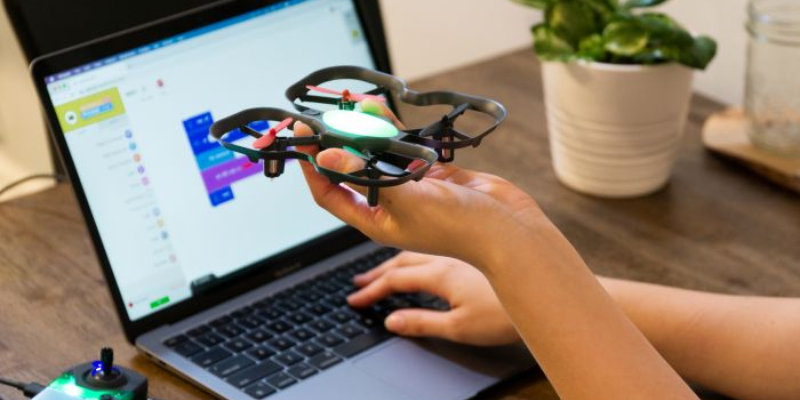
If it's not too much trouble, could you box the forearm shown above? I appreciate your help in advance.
[475,220,698,400]
[600,278,800,400]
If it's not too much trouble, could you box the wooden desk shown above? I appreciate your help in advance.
[1,49,798,400]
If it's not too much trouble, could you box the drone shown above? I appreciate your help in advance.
[209,66,507,206]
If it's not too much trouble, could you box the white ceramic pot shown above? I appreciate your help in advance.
[541,61,694,197]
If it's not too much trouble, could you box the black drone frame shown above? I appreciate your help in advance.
[210,66,507,206]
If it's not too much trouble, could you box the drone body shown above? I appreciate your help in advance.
[209,66,507,206]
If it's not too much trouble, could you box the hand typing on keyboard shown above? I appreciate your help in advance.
[347,251,520,346]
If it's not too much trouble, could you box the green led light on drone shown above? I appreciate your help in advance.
[322,110,398,138]
[48,373,134,400]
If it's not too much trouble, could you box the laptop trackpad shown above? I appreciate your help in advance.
[355,340,497,400]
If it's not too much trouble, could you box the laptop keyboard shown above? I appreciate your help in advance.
[162,247,449,398]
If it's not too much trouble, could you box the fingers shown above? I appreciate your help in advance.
[347,264,449,308]
[384,309,457,339]
[293,122,376,231]
[353,251,429,287]
[360,99,406,129]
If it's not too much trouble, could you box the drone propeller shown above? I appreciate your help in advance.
[253,117,294,149]
[418,103,472,138]
[344,146,408,177]
[306,85,387,103]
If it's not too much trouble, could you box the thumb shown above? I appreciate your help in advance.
[317,148,366,174]
[316,148,369,196]
[384,309,456,340]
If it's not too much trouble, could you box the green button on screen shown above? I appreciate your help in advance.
[150,296,170,310]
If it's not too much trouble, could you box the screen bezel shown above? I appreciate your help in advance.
[30,0,391,343]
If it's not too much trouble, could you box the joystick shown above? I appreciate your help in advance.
[45,348,148,400]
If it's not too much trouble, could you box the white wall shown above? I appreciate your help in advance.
[380,0,749,105]
[0,0,749,195]
[659,0,749,105]
[0,5,54,196]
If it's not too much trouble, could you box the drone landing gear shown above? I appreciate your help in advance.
[436,116,456,162]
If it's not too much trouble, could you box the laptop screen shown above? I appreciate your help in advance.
[41,0,375,321]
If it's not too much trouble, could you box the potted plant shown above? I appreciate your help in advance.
[511,0,717,197]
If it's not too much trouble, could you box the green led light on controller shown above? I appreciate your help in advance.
[48,373,134,400]
[322,110,398,138]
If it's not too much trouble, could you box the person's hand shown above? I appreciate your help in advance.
[292,99,550,271]
[347,251,520,346]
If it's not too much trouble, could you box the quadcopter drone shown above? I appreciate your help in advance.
[209,66,507,206]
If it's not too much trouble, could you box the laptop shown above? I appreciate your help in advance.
[30,0,533,399]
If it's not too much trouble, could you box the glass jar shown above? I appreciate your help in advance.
[745,0,800,156]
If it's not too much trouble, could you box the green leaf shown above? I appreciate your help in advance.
[622,0,670,9]
[509,0,551,9]
[603,20,649,56]
[678,35,718,70]
[638,12,693,47]
[545,0,602,47]
[631,46,680,64]
[577,34,607,61]
[531,23,576,61]
[583,0,616,23]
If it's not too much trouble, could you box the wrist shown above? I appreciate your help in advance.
[468,212,557,276]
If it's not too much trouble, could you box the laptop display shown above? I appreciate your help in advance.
[41,0,376,321]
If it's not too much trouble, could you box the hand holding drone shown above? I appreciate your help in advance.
[209,66,507,206]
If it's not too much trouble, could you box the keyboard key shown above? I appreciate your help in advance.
[334,331,391,358]
[266,320,292,334]
[268,337,296,351]
[328,311,353,324]
[210,316,232,327]
[209,355,254,377]
[217,323,245,338]
[273,351,304,366]
[238,315,265,329]
[226,361,282,388]
[296,290,324,303]
[247,346,276,361]
[276,299,302,311]
[307,319,335,333]
[164,334,187,348]
[265,372,297,390]
[306,304,332,316]
[296,342,323,357]
[231,306,254,319]
[287,363,318,380]
[174,341,203,357]
[187,325,211,337]
[290,328,315,342]
[258,308,284,320]
[244,382,276,399]
[224,338,253,353]
[316,333,344,348]
[197,333,225,347]
[191,347,232,367]
[247,329,272,343]
[336,323,365,339]
[324,296,347,308]
[308,351,342,370]
[287,312,313,325]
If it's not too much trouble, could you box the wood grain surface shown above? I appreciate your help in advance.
[2,49,798,400]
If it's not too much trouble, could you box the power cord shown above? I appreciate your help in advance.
[0,174,66,201]
[0,377,45,398]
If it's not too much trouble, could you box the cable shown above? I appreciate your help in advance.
[0,377,44,398]
[0,174,66,201]
[0,378,24,391]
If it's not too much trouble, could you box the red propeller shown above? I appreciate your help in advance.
[253,117,294,149]
[305,85,386,103]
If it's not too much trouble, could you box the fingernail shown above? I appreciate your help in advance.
[385,314,404,331]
